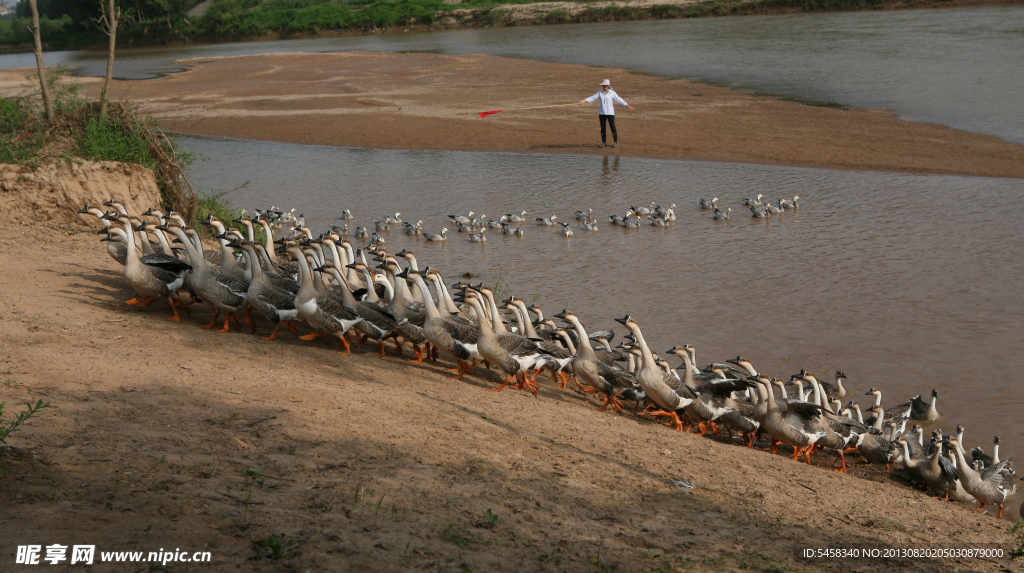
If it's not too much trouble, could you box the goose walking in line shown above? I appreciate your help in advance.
[107,218,192,321]
[536,215,558,226]
[713,208,731,221]
[558,311,637,412]
[235,241,300,341]
[462,292,546,396]
[285,244,363,354]
[402,268,478,379]
[948,438,1016,518]
[423,228,448,242]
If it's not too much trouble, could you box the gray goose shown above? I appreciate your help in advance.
[402,269,478,379]
[462,293,546,396]
[949,439,1016,518]
[108,219,191,322]
[557,311,637,412]
[910,389,940,421]
[377,260,430,364]
[754,376,828,464]
[236,241,299,341]
[285,244,363,354]
[920,435,960,501]
[160,222,250,333]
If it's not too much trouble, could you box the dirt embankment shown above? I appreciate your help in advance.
[0,203,1020,572]
[15,51,1024,179]
[0,161,162,224]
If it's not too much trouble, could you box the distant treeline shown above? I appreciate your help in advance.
[1,0,900,49]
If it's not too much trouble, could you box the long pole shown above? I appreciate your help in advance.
[479,103,579,118]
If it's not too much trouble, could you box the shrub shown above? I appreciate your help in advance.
[0,400,51,449]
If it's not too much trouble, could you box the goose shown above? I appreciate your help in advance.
[648,216,669,227]
[235,241,299,341]
[502,298,574,389]
[448,212,474,225]
[107,220,192,321]
[856,406,901,472]
[535,215,558,226]
[285,244,363,353]
[580,218,598,231]
[369,232,386,247]
[778,197,798,210]
[462,292,546,395]
[468,229,487,243]
[920,435,960,500]
[765,202,783,215]
[696,376,760,446]
[79,205,131,263]
[653,204,676,219]
[910,389,940,421]
[557,222,573,237]
[662,204,677,221]
[753,376,827,463]
[486,217,505,229]
[623,217,640,228]
[160,222,250,332]
[630,203,655,216]
[377,260,430,363]
[712,208,731,221]
[972,436,1001,469]
[574,209,593,220]
[338,262,403,357]
[698,197,718,210]
[455,220,473,233]
[949,438,1016,518]
[864,388,913,423]
[608,214,624,226]
[741,194,763,207]
[423,229,448,242]
[617,316,729,433]
[749,205,769,218]
[354,226,368,240]
[400,220,420,236]
[340,209,354,220]
[402,269,478,379]
[374,217,391,232]
[557,311,637,412]
[505,210,527,222]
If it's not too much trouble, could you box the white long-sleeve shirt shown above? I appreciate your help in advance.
[585,89,629,115]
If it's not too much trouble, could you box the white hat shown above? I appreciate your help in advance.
[600,79,611,86]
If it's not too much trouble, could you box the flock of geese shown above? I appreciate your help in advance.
[286,194,802,246]
[77,198,1020,520]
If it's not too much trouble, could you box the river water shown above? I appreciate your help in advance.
[182,135,1024,503]
[1,7,1023,143]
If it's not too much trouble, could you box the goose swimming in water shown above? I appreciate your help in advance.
[354,226,368,239]
[648,216,669,227]
[448,212,474,225]
[536,215,558,226]
[741,194,764,207]
[713,208,731,221]
[750,205,769,218]
[505,210,527,222]
[608,214,625,226]
[910,389,940,421]
[575,209,593,220]
[699,197,718,210]
[557,222,573,237]
[623,217,640,228]
[580,220,598,231]
[423,228,448,242]
[340,209,354,220]
[468,228,487,243]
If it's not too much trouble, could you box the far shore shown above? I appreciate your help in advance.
[2,51,1020,178]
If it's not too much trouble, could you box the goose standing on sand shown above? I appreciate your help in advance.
[557,311,637,412]
[402,269,478,379]
[285,244,363,353]
[463,292,545,395]
[107,218,191,321]
[948,438,1016,518]
[754,376,827,463]
[920,434,961,500]
[235,241,299,341]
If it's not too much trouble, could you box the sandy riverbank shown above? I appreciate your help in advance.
[0,211,1020,572]
[3,50,1023,178]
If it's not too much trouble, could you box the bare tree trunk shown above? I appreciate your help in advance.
[27,0,53,124]
[99,0,118,117]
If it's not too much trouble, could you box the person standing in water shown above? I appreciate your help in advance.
[579,79,634,148]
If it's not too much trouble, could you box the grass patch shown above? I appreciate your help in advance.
[1010,519,1024,560]
[0,400,51,450]
[0,69,198,220]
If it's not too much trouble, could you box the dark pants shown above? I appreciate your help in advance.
[599,114,617,143]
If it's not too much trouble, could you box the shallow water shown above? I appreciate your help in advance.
[182,135,1024,500]
[2,8,1023,143]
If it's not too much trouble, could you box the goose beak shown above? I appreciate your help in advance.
[132,223,146,232]
[78,205,91,214]
[553,309,567,319]
[95,227,110,235]
[100,235,111,242]
[613,315,630,325]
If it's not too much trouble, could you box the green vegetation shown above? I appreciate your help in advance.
[1010,519,1024,560]
[0,400,51,449]
[3,0,903,51]
[0,68,198,220]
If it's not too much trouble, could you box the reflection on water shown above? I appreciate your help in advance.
[1,8,1022,142]
[182,135,1024,501]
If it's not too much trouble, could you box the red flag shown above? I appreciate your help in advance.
[479,110,503,118]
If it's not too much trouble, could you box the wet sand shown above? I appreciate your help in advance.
[0,215,1018,572]
[3,51,1023,178]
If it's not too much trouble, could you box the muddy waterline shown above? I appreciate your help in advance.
[183,135,1024,508]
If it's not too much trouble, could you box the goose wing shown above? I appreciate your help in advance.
[696,378,753,399]
[317,294,360,321]
[256,285,296,310]
[938,454,959,483]
[140,253,192,273]
[442,317,479,344]
[496,333,539,355]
